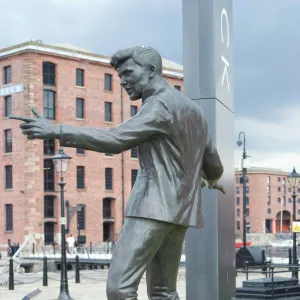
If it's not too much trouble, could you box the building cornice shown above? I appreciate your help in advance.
[0,41,184,79]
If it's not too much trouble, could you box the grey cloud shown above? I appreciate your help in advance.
[1,0,300,128]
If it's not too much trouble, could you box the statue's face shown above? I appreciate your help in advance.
[118,58,151,100]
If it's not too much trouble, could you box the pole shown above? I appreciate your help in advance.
[240,132,247,250]
[292,190,298,279]
[280,197,283,234]
[121,86,125,225]
[58,176,71,300]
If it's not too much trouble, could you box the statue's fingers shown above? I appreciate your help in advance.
[9,116,35,123]
[22,129,34,135]
[31,108,42,118]
[20,123,36,129]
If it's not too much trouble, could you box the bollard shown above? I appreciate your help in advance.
[245,261,249,281]
[32,243,35,255]
[75,255,80,283]
[90,242,92,254]
[288,248,292,272]
[53,242,56,255]
[43,256,48,286]
[271,266,274,299]
[261,249,267,275]
[8,258,14,290]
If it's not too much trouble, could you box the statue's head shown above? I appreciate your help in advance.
[110,46,162,100]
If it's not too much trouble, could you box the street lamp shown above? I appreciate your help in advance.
[287,167,300,280]
[52,147,72,300]
[237,132,250,251]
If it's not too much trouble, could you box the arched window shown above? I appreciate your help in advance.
[43,90,56,119]
[43,62,56,86]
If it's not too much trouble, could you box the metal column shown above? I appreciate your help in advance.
[182,1,235,299]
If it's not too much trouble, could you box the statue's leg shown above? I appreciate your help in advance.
[106,217,176,300]
[146,225,187,300]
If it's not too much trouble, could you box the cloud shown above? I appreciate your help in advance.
[234,105,300,171]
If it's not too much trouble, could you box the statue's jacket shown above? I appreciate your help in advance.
[60,78,220,229]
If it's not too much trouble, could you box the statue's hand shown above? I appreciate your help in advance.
[201,178,226,194]
[9,108,60,140]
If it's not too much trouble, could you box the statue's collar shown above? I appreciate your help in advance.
[141,78,167,103]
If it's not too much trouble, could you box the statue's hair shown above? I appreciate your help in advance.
[110,46,162,75]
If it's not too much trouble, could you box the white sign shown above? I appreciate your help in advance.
[293,221,300,233]
[220,8,230,92]
[60,217,66,225]
[0,84,24,97]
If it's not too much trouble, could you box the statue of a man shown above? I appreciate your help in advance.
[11,46,225,300]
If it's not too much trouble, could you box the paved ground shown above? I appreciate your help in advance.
[0,261,295,300]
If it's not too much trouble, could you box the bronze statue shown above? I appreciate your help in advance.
[11,46,225,300]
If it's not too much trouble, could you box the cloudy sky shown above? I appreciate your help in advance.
[1,0,299,172]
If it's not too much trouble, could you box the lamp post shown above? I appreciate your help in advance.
[287,167,300,280]
[52,147,72,300]
[237,132,250,250]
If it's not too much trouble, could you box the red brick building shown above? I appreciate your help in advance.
[0,40,183,246]
[235,167,300,234]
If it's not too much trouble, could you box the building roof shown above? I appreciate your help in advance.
[0,40,183,78]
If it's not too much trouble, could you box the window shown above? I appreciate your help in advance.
[76,69,84,86]
[246,186,249,193]
[104,73,112,91]
[43,62,56,86]
[283,186,286,193]
[236,177,240,184]
[5,129,12,153]
[131,147,138,158]
[4,66,11,84]
[44,196,55,218]
[267,208,271,214]
[105,153,114,157]
[76,98,84,119]
[5,204,13,231]
[283,196,286,206]
[130,105,138,117]
[289,198,292,203]
[4,96,12,117]
[277,187,281,192]
[237,209,240,217]
[103,198,113,218]
[277,197,281,203]
[76,148,85,154]
[44,223,54,244]
[5,165,12,189]
[245,197,249,205]
[237,221,240,231]
[105,102,112,122]
[298,188,300,193]
[44,139,55,155]
[288,188,292,193]
[77,205,85,230]
[236,197,240,205]
[174,85,181,91]
[131,169,138,188]
[298,209,300,215]
[277,177,281,182]
[246,208,249,216]
[44,160,55,191]
[77,166,85,189]
[267,176,270,184]
[283,178,286,185]
[236,187,240,194]
[43,90,56,119]
[105,168,113,190]
[267,185,270,194]
[267,196,271,205]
